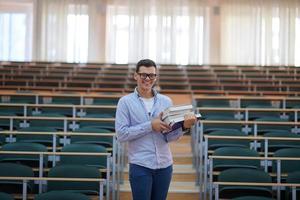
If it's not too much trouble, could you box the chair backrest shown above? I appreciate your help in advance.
[0,163,34,193]
[286,171,300,199]
[203,124,242,134]
[241,100,272,108]
[0,142,48,167]
[78,122,115,132]
[0,192,14,200]
[287,171,300,183]
[213,147,261,171]
[253,118,291,134]
[273,148,300,173]
[208,130,249,150]
[47,164,101,195]
[232,196,274,200]
[27,114,64,130]
[196,99,230,107]
[202,110,236,121]
[60,144,107,168]
[263,132,300,151]
[218,168,272,199]
[34,191,91,200]
[17,126,58,146]
[72,127,113,147]
[0,128,5,145]
[37,108,72,117]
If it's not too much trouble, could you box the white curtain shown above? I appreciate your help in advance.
[105,0,209,65]
[220,0,300,66]
[33,0,104,63]
[0,0,33,61]
[1,0,300,65]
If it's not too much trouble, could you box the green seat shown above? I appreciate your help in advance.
[17,127,58,146]
[72,127,113,148]
[91,98,119,105]
[213,147,261,171]
[0,107,23,116]
[50,97,80,105]
[34,191,91,200]
[202,111,236,121]
[48,165,101,195]
[208,130,249,150]
[287,171,300,183]
[249,112,283,121]
[10,96,35,104]
[79,122,115,132]
[232,196,274,200]
[218,168,272,199]
[203,124,242,134]
[286,171,300,199]
[253,117,291,134]
[0,163,34,194]
[0,142,48,167]
[0,117,17,130]
[0,128,6,145]
[286,100,300,109]
[29,113,65,130]
[241,100,273,108]
[263,132,300,151]
[0,192,14,200]
[273,148,300,174]
[36,108,73,117]
[197,99,230,107]
[83,113,115,118]
[60,144,107,169]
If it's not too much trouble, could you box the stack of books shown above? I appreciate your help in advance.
[161,104,201,132]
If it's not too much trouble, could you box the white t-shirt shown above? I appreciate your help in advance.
[141,97,154,115]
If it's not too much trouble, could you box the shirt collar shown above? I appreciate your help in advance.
[134,87,158,98]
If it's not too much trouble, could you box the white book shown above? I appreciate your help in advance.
[164,113,201,128]
[161,104,193,120]
[161,104,201,133]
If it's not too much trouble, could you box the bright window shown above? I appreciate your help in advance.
[272,17,280,64]
[0,2,33,61]
[67,13,89,63]
[175,16,189,65]
[114,14,129,64]
[295,17,300,66]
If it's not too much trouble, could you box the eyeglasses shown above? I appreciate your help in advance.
[137,73,157,80]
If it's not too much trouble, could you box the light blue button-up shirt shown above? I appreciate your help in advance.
[115,88,184,169]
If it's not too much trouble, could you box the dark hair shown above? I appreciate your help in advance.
[135,59,157,72]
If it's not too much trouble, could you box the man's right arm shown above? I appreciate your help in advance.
[115,98,153,142]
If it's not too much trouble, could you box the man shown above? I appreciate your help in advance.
[115,59,196,200]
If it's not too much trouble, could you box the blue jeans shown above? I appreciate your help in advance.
[129,164,173,200]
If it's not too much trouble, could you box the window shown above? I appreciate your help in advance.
[0,1,33,61]
[106,4,205,64]
[67,13,89,63]
[295,17,300,66]
[114,14,129,64]
[175,16,189,65]
[272,17,280,64]
[67,5,89,63]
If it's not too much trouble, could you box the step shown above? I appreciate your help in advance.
[119,181,199,200]
[173,153,193,164]
[170,142,192,154]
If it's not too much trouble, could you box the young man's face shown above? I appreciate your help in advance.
[134,66,157,92]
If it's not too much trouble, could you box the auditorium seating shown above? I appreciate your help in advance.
[1,61,300,200]
[1,62,300,95]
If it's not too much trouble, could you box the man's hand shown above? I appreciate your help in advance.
[183,113,197,129]
[151,112,171,133]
